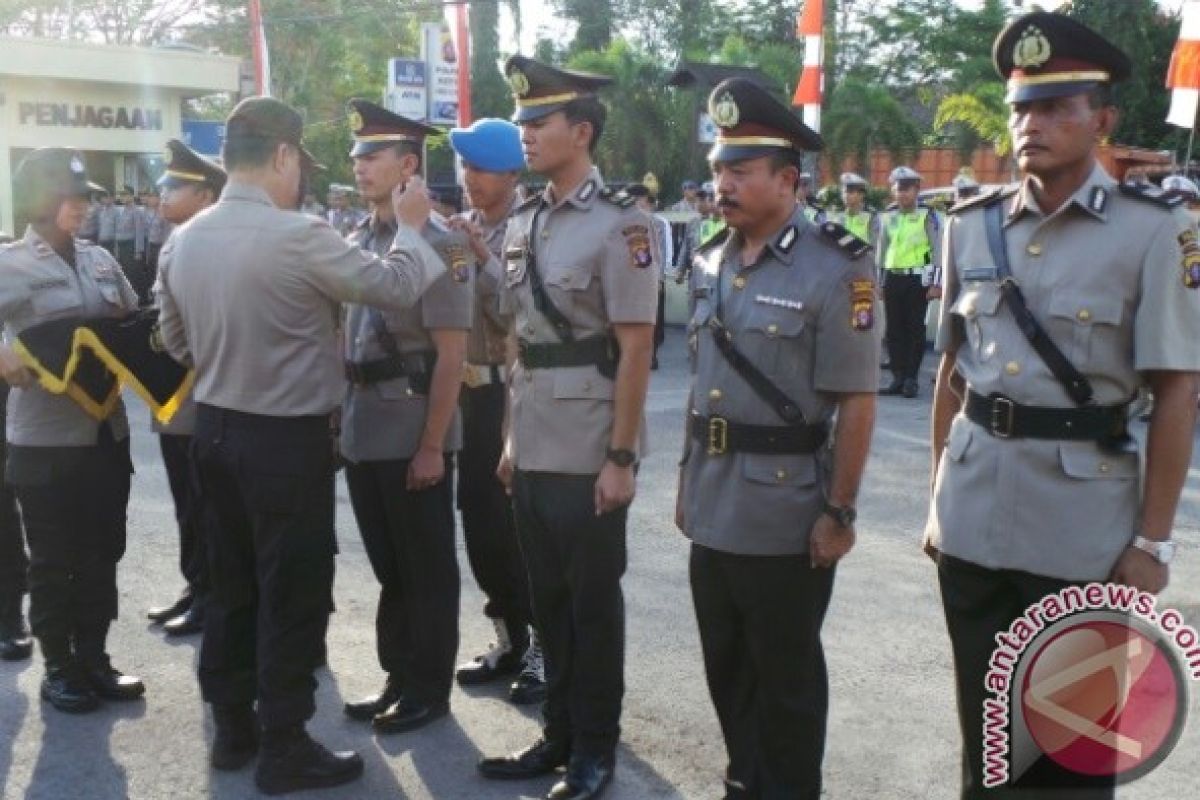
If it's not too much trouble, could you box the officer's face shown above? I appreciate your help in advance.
[160,184,211,224]
[1010,93,1117,178]
[462,162,518,212]
[353,147,416,204]
[54,196,89,235]
[844,187,866,210]
[712,156,797,231]
[893,183,919,209]
[519,112,589,175]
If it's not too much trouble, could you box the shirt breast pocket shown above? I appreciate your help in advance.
[951,281,1003,359]
[95,276,125,308]
[29,282,82,318]
[744,310,807,376]
[544,266,595,314]
[741,453,817,489]
[1046,291,1124,366]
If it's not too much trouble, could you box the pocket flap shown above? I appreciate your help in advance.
[1058,442,1138,479]
[1048,293,1122,326]
[951,283,1002,318]
[741,453,817,487]
[745,311,806,338]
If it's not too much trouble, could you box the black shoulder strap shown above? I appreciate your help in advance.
[984,202,1094,406]
[707,313,808,426]
[819,221,871,259]
[1119,182,1183,209]
[526,202,575,342]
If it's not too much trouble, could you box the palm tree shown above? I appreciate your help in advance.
[934,83,1011,156]
[822,79,922,173]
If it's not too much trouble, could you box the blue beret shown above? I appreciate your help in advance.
[449,118,526,173]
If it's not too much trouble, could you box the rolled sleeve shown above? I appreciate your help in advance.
[1134,210,1200,372]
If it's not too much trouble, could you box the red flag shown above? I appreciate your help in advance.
[248,0,271,96]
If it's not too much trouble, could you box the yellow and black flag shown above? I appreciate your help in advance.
[13,310,193,424]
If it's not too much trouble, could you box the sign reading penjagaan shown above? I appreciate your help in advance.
[18,102,163,131]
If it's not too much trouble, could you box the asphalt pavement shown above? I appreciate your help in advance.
[2,328,1198,799]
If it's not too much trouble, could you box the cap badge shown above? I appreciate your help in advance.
[710,92,739,129]
[69,156,85,174]
[348,109,364,134]
[1013,25,1052,70]
[508,69,531,97]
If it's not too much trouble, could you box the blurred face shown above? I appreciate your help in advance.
[1009,92,1114,180]
[55,196,89,235]
[353,146,416,205]
[797,181,811,202]
[461,162,517,213]
[893,182,919,210]
[712,155,797,233]
[159,183,212,224]
[519,111,590,176]
[330,194,347,209]
[683,187,697,201]
[843,186,866,211]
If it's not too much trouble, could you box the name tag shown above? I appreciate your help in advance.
[504,247,524,270]
[29,278,70,291]
[754,294,804,312]
[961,266,999,282]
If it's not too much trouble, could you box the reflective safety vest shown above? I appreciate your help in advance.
[840,210,874,243]
[699,217,726,243]
[884,208,932,269]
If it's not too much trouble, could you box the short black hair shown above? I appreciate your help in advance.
[222,135,282,171]
[390,140,423,171]
[562,96,606,153]
[767,151,804,191]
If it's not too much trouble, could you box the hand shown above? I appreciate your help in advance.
[1108,547,1169,595]
[496,452,514,496]
[447,215,490,264]
[406,446,445,491]
[0,345,34,388]
[594,461,636,516]
[393,175,432,231]
[927,285,943,300]
[809,514,856,569]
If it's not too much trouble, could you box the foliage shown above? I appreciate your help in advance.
[822,79,923,172]
[934,83,1011,156]
[0,0,208,44]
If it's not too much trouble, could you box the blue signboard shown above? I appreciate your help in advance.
[182,120,226,157]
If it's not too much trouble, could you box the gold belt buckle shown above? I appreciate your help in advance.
[707,416,729,456]
[462,364,484,389]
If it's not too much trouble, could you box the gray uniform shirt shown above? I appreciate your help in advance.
[340,216,473,462]
[680,208,880,556]
[114,203,144,252]
[156,181,447,417]
[97,205,117,242]
[925,164,1200,580]
[465,205,514,366]
[145,208,172,246]
[0,227,139,445]
[500,168,660,474]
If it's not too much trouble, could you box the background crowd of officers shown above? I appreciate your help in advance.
[1,8,1199,800]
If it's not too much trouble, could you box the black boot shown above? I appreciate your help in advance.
[76,623,145,701]
[255,725,363,796]
[0,594,33,661]
[211,703,259,770]
[39,638,99,714]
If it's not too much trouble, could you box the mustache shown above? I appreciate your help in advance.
[717,198,740,209]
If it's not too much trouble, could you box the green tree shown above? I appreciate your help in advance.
[553,0,616,53]
[934,82,1011,156]
[822,78,922,172]
[469,0,509,120]
[0,0,208,44]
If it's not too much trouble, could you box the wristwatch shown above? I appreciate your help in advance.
[1131,535,1176,565]
[606,447,637,468]
[822,502,857,529]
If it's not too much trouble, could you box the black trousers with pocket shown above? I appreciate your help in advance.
[883,271,929,382]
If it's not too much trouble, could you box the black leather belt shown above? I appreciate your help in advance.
[689,413,828,456]
[344,351,435,390]
[517,335,618,376]
[965,390,1128,441]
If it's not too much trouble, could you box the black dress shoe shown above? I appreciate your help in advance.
[84,664,146,701]
[456,619,525,686]
[147,592,192,623]
[344,676,401,721]
[40,667,100,713]
[0,609,33,661]
[547,755,615,800]
[372,698,448,734]
[479,738,570,780]
[255,729,363,796]
[211,704,259,771]
[902,377,919,398]
[878,380,904,396]
[163,604,204,637]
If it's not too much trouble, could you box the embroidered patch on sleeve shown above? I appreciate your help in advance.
[850,278,876,331]
[623,225,654,269]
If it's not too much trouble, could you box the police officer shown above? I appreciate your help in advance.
[0,149,143,712]
[326,186,361,237]
[97,190,117,255]
[627,184,672,369]
[834,172,879,247]
[0,285,31,663]
[927,13,1200,797]
[445,117,546,705]
[878,165,940,397]
[951,171,981,203]
[337,99,472,734]
[112,184,144,283]
[142,189,172,305]
[796,172,825,224]
[146,139,226,638]
[157,96,448,794]
[676,79,879,800]
[477,56,659,800]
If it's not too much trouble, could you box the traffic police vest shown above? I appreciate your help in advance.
[841,211,873,243]
[884,208,932,269]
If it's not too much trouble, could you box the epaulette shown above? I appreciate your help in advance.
[695,226,730,254]
[819,221,871,260]
[1119,182,1183,209]
[599,186,636,209]
[514,192,541,214]
[948,185,1017,216]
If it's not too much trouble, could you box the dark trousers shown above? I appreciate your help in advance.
[513,470,627,758]
[0,430,27,606]
[9,432,132,664]
[690,544,835,800]
[142,243,162,305]
[458,383,531,639]
[938,554,1117,799]
[883,272,929,382]
[159,434,207,601]
[654,282,666,354]
[193,405,335,730]
[345,455,460,706]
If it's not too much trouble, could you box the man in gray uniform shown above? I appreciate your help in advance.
[142,189,172,305]
[338,99,472,735]
[112,185,144,280]
[157,96,448,795]
[477,55,659,800]
[97,191,117,254]
[677,78,879,800]
[927,13,1200,797]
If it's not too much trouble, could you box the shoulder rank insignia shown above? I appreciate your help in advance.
[820,222,871,260]
[1179,228,1200,289]
[599,186,636,209]
[622,224,653,269]
[849,278,876,331]
[947,184,1017,215]
[1119,182,1183,210]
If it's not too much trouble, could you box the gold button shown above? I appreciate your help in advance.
[733,276,747,290]
[766,323,779,336]
[1099,462,1111,474]
[1077,309,1091,322]
[1005,361,1020,375]
[1027,243,1043,256]
[583,381,592,392]
[775,470,787,482]
[541,230,550,239]
[708,389,723,401]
